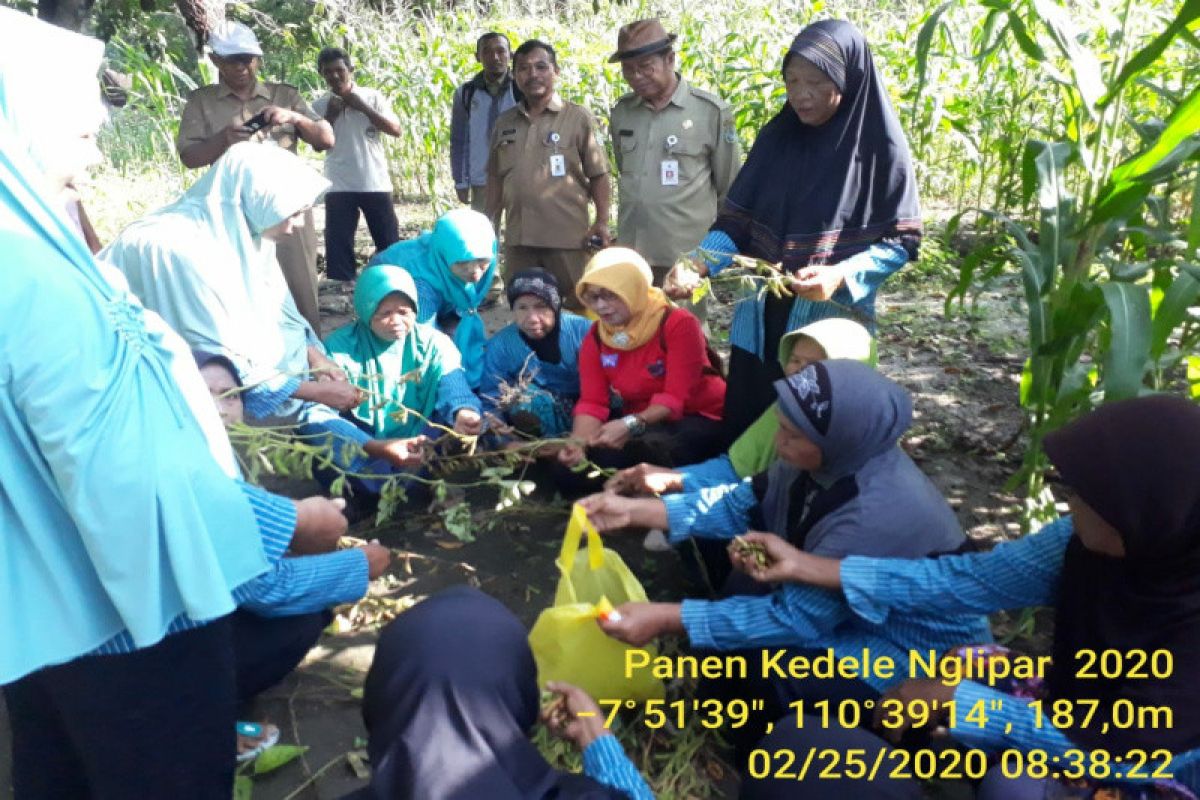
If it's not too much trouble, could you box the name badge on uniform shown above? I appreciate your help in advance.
[661,160,679,186]
[550,153,566,177]
[661,134,680,186]
[601,353,619,368]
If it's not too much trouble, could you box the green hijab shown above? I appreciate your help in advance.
[324,264,456,438]
[728,317,874,478]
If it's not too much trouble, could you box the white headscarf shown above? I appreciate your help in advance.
[102,142,331,388]
[0,8,268,680]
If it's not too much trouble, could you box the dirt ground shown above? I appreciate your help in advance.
[0,203,1041,800]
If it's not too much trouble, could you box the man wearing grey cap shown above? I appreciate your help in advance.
[176,21,334,333]
[608,19,740,317]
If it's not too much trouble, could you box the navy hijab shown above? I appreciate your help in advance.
[713,20,922,271]
[1045,396,1200,753]
[358,586,626,799]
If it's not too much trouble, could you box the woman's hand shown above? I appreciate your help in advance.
[359,540,392,579]
[307,346,348,383]
[588,419,631,450]
[788,266,844,301]
[728,531,844,588]
[299,380,363,411]
[557,442,587,467]
[664,258,704,300]
[576,492,637,531]
[597,602,683,647]
[542,681,608,750]
[454,408,483,436]
[368,436,428,469]
[872,679,956,743]
[290,496,348,554]
[605,463,683,496]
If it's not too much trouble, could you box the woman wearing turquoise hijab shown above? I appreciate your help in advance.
[0,8,346,795]
[325,264,483,464]
[369,207,498,389]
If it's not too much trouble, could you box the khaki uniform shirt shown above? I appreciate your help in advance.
[487,95,609,251]
[176,79,320,156]
[611,77,741,267]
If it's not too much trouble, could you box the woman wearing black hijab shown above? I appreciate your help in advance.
[353,586,651,799]
[731,395,1200,799]
[667,20,921,444]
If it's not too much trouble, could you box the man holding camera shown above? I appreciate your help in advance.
[176,21,334,334]
[485,39,610,311]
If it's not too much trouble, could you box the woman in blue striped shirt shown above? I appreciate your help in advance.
[730,396,1200,798]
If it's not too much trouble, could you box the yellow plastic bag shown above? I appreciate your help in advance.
[528,505,665,702]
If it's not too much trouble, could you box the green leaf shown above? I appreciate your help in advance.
[1029,0,1104,111]
[233,775,254,800]
[443,501,475,542]
[1094,84,1200,224]
[253,744,309,775]
[1099,283,1152,401]
[1189,355,1200,399]
[915,2,955,93]
[1100,0,1200,108]
[1150,268,1200,360]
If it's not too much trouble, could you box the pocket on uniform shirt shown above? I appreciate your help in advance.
[672,139,708,183]
[494,137,519,176]
[617,133,637,173]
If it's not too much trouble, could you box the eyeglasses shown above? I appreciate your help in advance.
[580,287,619,306]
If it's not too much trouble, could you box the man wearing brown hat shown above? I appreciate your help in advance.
[609,19,741,305]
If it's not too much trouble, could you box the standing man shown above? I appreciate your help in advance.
[176,21,334,334]
[608,19,740,299]
[450,32,521,218]
[486,39,611,311]
[313,47,402,286]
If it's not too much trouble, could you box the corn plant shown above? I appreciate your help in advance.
[939,0,1200,522]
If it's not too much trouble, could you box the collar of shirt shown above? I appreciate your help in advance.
[518,92,563,118]
[219,78,272,101]
[632,73,687,111]
[483,72,510,95]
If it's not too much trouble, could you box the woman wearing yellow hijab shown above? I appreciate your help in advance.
[558,248,726,481]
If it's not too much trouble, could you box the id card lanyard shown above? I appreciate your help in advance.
[661,134,679,186]
[548,131,566,177]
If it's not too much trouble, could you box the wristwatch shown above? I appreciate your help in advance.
[621,414,647,437]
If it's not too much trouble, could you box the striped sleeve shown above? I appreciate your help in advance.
[435,367,481,422]
[236,548,369,617]
[413,279,441,325]
[662,479,755,545]
[839,517,1072,625]
[694,229,738,277]
[582,734,654,800]
[242,375,302,420]
[681,584,851,650]
[837,241,908,303]
[679,454,741,492]
[238,482,297,561]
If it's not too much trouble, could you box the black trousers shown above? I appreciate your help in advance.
[554,414,727,496]
[4,618,238,800]
[324,191,401,281]
[4,610,329,799]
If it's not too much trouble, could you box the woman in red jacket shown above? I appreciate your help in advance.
[557,248,725,479]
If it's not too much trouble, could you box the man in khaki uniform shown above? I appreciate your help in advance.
[176,21,334,334]
[486,39,611,311]
[609,19,740,299]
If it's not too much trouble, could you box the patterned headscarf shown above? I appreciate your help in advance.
[507,268,564,365]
